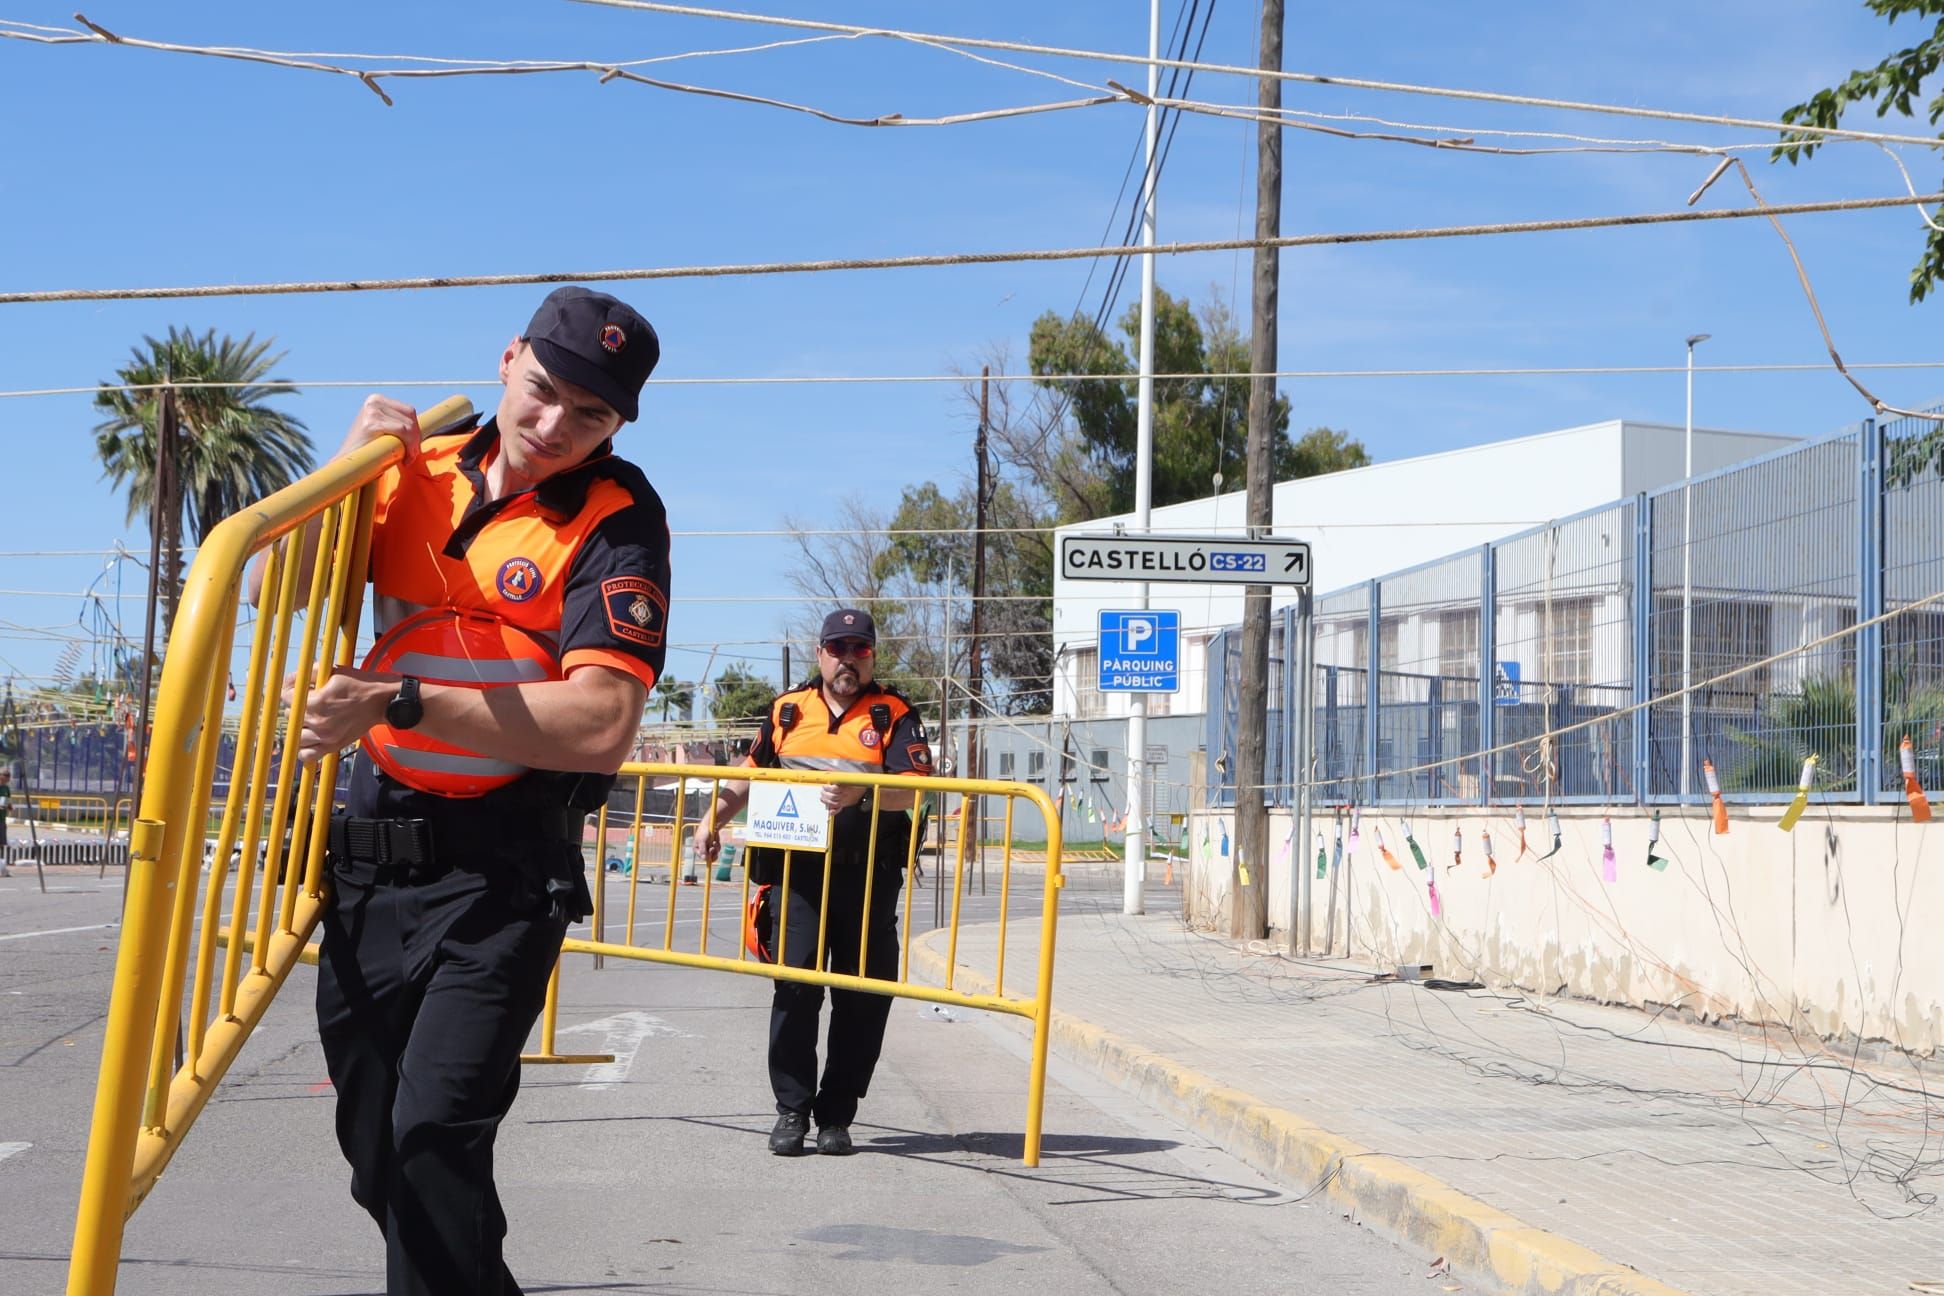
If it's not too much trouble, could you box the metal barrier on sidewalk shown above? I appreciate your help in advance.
[524,761,1067,1166]
[30,793,112,829]
[65,396,476,1296]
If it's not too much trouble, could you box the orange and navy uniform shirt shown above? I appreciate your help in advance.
[350,415,671,816]
[745,681,934,791]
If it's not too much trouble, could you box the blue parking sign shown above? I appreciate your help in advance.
[1099,610,1180,693]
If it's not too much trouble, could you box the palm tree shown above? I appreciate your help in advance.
[655,677,696,722]
[94,328,313,638]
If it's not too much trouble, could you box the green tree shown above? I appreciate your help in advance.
[878,477,1054,714]
[93,328,312,636]
[708,664,776,723]
[654,677,696,722]
[1777,1,1944,302]
[1027,286,1368,514]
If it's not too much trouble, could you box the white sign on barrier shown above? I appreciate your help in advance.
[744,780,831,850]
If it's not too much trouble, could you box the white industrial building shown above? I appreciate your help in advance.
[1050,418,1800,719]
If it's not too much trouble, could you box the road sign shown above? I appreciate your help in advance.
[744,780,830,850]
[1062,533,1311,586]
[1493,660,1521,707]
[1097,610,1180,693]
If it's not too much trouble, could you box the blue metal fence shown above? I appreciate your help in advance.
[1208,405,1944,806]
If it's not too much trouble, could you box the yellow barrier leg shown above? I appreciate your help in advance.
[519,956,613,1067]
[67,820,175,1296]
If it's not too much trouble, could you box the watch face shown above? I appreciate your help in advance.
[386,680,423,730]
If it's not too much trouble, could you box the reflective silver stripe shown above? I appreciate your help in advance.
[391,652,552,684]
[778,756,879,774]
[373,595,430,637]
[386,748,527,778]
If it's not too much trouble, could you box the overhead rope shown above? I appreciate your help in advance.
[5,191,1939,306]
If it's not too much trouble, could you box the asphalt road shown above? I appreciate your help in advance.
[1,862,1467,1295]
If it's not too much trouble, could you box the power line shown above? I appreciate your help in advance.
[575,1,1944,150]
[6,190,1939,306]
[16,359,1944,401]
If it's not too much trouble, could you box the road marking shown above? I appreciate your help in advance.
[0,922,118,943]
[557,1010,685,1090]
[0,1143,30,1164]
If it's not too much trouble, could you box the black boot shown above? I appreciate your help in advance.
[769,1110,809,1156]
[816,1125,854,1156]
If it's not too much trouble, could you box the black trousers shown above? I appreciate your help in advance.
[768,855,904,1128]
[316,855,567,1296]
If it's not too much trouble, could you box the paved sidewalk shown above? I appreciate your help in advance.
[914,898,1944,1296]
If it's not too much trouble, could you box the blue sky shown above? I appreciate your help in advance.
[1,1,1938,697]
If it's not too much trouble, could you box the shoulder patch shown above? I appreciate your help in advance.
[601,576,667,647]
[906,742,934,773]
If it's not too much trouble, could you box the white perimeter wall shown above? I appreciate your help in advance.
[1180,803,1944,1055]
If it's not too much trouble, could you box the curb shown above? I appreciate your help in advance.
[910,931,1694,1296]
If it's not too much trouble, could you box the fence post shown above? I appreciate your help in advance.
[1478,543,1495,807]
[1632,492,1653,803]
[1858,418,1884,804]
[1365,581,1381,804]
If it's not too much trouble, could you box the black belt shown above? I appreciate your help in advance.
[328,809,583,887]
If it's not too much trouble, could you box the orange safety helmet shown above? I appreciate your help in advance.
[360,607,561,797]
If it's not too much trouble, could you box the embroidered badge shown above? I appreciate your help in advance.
[859,728,880,748]
[906,742,934,773]
[600,323,626,353]
[496,557,543,603]
[601,576,666,647]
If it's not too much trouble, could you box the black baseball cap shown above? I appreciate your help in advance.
[820,608,877,645]
[522,286,660,423]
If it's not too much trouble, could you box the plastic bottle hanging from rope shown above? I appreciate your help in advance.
[1514,804,1529,858]
[1375,824,1402,871]
[1777,754,1817,832]
[1900,735,1933,823]
[1703,758,1729,835]
[1537,809,1563,861]
[1645,809,1668,871]
[1347,806,1362,852]
[1426,872,1443,919]
[1315,832,1328,881]
[1600,815,1617,882]
[1481,828,1498,878]
[1403,821,1429,871]
[1449,824,1463,872]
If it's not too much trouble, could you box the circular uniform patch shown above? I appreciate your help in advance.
[496,557,543,603]
[600,323,627,353]
[859,728,880,748]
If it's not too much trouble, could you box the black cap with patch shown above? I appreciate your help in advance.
[523,286,660,423]
[820,608,877,645]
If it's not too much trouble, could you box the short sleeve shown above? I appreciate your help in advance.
[746,708,779,767]
[559,497,671,692]
[881,704,934,776]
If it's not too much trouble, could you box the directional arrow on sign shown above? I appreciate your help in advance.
[556,1011,687,1090]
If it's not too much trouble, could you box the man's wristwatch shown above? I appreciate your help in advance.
[385,676,424,730]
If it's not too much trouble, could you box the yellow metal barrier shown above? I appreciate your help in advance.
[66,397,476,1296]
[523,761,1066,1165]
[28,794,112,829]
[66,390,1067,1292]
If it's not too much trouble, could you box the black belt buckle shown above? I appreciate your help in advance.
[327,814,437,885]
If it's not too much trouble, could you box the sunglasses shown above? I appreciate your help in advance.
[821,638,875,659]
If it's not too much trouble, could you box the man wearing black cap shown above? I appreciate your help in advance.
[693,607,934,1156]
[278,286,670,1295]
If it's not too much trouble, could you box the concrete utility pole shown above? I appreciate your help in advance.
[1125,0,1161,917]
[968,367,989,789]
[1232,0,1283,940]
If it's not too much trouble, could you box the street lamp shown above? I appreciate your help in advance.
[1679,333,1711,799]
